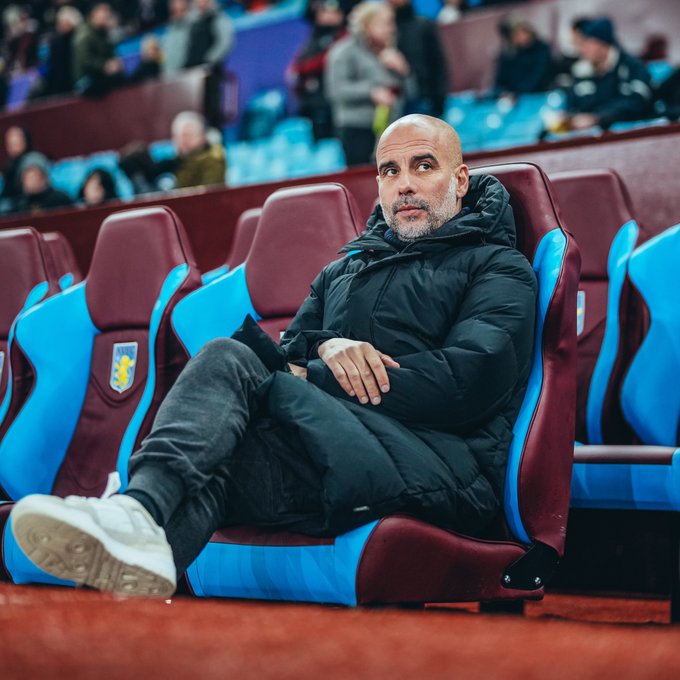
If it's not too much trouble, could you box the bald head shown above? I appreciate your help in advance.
[377,115,463,169]
[375,115,469,242]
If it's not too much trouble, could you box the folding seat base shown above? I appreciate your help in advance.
[185,515,545,606]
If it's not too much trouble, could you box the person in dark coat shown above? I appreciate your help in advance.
[562,17,654,130]
[12,152,73,215]
[0,125,32,212]
[72,3,127,97]
[493,15,553,96]
[42,5,83,97]
[387,0,448,116]
[11,114,537,598]
[288,0,347,140]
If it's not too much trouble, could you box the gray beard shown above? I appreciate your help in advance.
[383,178,459,242]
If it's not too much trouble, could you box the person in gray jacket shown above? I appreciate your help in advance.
[163,0,192,75]
[325,1,413,166]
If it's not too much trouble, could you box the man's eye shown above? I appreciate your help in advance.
[417,163,431,171]
[384,168,397,176]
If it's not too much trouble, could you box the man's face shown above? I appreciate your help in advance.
[578,36,609,65]
[91,4,112,29]
[173,121,205,156]
[5,126,27,158]
[170,0,188,19]
[22,167,48,195]
[376,124,468,241]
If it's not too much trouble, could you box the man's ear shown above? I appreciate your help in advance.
[455,164,470,199]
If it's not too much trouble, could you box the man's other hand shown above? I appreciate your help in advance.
[317,339,400,405]
[288,364,308,380]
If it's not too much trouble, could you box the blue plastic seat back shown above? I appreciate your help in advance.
[620,224,680,445]
[0,207,201,500]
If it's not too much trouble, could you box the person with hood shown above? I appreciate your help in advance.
[12,152,73,215]
[562,17,654,130]
[11,114,537,598]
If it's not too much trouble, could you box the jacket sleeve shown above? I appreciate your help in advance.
[280,266,344,365]
[325,46,377,105]
[595,59,653,127]
[205,15,235,65]
[306,249,537,432]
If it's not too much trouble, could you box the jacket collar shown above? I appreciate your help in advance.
[341,174,516,254]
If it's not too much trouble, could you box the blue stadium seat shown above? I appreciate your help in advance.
[0,207,201,503]
[571,225,680,510]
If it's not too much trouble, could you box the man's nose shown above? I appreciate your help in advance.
[397,171,415,194]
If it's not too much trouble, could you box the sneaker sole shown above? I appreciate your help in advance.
[12,511,175,598]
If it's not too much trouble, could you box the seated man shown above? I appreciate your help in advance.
[120,111,227,194]
[11,115,537,598]
[561,17,653,130]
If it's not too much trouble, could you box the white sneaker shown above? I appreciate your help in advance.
[11,494,176,598]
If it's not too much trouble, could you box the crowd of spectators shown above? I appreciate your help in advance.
[0,0,678,217]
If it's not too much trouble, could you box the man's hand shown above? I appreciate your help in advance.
[288,363,308,380]
[317,339,400,405]
[569,113,599,130]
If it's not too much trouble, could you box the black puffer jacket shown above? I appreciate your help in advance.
[264,174,536,536]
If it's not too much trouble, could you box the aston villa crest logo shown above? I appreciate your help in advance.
[110,342,138,394]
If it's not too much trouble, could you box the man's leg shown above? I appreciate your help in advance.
[10,338,273,596]
[125,337,272,527]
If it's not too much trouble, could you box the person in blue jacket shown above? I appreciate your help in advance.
[11,114,537,598]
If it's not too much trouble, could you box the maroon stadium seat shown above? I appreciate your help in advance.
[549,169,646,444]
[226,207,262,270]
[184,163,580,607]
[171,182,365,355]
[0,227,58,440]
[41,231,82,289]
[0,207,202,502]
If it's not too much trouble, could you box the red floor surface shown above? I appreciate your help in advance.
[2,583,680,680]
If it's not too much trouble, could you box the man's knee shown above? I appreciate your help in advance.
[195,337,265,375]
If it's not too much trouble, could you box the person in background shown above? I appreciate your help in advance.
[72,2,126,96]
[493,14,553,97]
[183,0,235,69]
[129,35,163,83]
[163,0,192,75]
[78,167,118,207]
[288,0,346,141]
[119,111,226,192]
[29,5,83,100]
[325,2,413,166]
[184,0,235,127]
[12,152,72,214]
[563,17,653,130]
[387,0,448,117]
[135,0,169,33]
[0,125,32,211]
[551,16,591,90]
[3,4,39,72]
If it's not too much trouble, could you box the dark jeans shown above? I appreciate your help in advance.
[337,126,376,167]
[126,338,323,575]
